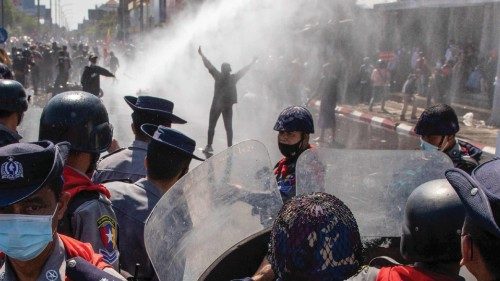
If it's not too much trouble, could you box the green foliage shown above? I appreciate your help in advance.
[1,0,47,37]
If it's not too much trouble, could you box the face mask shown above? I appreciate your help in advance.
[0,204,57,261]
[278,139,303,158]
[420,137,449,152]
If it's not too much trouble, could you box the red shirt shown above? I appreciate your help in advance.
[59,234,111,270]
[377,266,463,281]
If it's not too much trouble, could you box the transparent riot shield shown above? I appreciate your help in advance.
[144,140,282,281]
[296,149,454,238]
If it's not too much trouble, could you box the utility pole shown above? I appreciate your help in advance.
[55,0,58,26]
[50,0,53,36]
[37,0,40,30]
[140,0,144,33]
[119,0,127,40]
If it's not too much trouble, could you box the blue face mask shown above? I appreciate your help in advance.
[420,138,439,151]
[0,204,57,261]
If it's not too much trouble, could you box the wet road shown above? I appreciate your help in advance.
[19,88,420,169]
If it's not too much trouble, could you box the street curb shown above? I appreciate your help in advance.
[335,105,496,155]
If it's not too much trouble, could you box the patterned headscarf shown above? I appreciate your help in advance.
[268,192,362,281]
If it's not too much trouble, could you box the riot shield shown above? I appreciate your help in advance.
[296,149,454,238]
[144,140,282,281]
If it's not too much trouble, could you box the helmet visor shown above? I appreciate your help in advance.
[90,122,113,153]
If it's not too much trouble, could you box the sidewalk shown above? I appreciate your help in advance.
[335,94,498,155]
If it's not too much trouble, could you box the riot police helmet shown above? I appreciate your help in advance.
[273,106,314,134]
[401,179,465,263]
[39,91,113,153]
[414,104,459,136]
[0,80,28,113]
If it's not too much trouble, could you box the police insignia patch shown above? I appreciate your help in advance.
[97,215,118,264]
[1,157,23,180]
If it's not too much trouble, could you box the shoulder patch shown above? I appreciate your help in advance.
[97,215,119,265]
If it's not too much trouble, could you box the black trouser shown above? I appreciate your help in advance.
[207,104,233,147]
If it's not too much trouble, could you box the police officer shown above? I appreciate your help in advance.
[415,104,482,174]
[0,80,28,147]
[0,62,13,79]
[351,179,466,280]
[81,54,114,97]
[93,95,187,184]
[54,49,71,92]
[273,106,314,202]
[446,159,500,281]
[11,48,29,87]
[105,124,203,280]
[39,91,120,269]
[0,141,125,280]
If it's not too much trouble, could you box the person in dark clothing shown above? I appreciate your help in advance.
[54,50,71,91]
[109,51,119,75]
[359,57,373,104]
[30,45,43,95]
[273,106,314,202]
[309,64,339,144]
[11,48,29,87]
[0,62,13,79]
[40,45,55,90]
[415,104,482,174]
[198,46,256,153]
[0,80,28,147]
[400,73,418,121]
[81,54,115,97]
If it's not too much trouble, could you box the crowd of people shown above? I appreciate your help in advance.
[0,41,119,97]
[0,38,498,281]
[355,41,498,121]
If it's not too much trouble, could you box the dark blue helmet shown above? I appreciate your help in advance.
[401,179,465,263]
[414,104,459,136]
[273,106,314,134]
[0,80,28,113]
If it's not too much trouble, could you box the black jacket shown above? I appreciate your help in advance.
[81,65,114,96]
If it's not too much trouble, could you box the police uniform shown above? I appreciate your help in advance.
[60,166,120,269]
[93,95,186,184]
[0,235,125,281]
[93,140,148,183]
[0,124,22,147]
[106,178,162,279]
[414,104,482,174]
[0,141,125,281]
[445,140,482,174]
[273,106,315,202]
[37,92,120,270]
[106,124,202,280]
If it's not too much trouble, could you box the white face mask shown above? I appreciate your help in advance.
[420,136,449,152]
